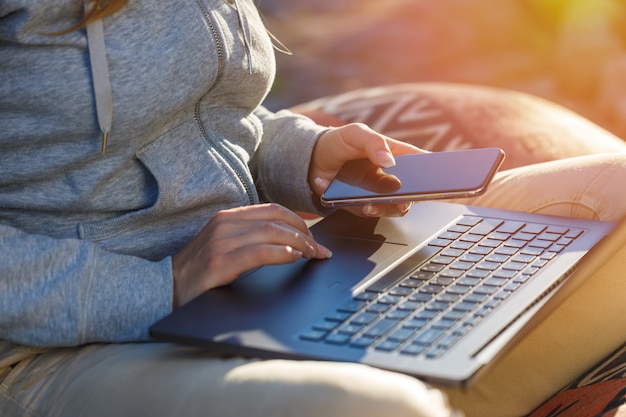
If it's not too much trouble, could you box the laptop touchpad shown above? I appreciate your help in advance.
[234,235,407,297]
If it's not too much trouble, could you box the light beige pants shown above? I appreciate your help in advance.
[0,343,454,417]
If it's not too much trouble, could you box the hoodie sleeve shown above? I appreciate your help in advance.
[251,106,329,214]
[0,223,173,347]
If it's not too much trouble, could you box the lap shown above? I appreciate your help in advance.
[0,343,455,417]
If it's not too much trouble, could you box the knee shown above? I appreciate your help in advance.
[477,153,626,221]
[222,360,459,417]
[579,153,626,222]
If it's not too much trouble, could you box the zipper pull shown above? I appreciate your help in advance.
[84,0,113,154]
[101,131,108,154]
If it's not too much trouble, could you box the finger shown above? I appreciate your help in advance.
[239,221,331,259]
[203,205,332,266]
[312,177,330,195]
[183,242,307,297]
[385,137,429,156]
[216,203,314,238]
[362,201,412,218]
[173,215,333,305]
[334,124,425,168]
[230,243,309,268]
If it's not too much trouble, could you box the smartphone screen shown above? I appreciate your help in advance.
[320,148,505,207]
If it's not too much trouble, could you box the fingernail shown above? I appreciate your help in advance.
[314,177,329,191]
[376,150,396,168]
[363,204,377,216]
[318,243,333,259]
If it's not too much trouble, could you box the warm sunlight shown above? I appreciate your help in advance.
[262,0,626,141]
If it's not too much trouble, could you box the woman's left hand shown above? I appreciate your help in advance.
[308,123,426,217]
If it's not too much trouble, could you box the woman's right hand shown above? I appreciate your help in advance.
[171,203,332,309]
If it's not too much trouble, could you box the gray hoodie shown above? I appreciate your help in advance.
[0,0,326,350]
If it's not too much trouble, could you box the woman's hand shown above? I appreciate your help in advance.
[171,203,332,308]
[309,123,427,217]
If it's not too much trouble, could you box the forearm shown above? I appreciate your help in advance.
[252,106,328,213]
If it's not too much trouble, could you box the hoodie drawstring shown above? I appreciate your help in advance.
[83,0,259,154]
[83,0,113,154]
[232,0,253,75]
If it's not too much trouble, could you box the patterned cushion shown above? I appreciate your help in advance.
[528,343,626,417]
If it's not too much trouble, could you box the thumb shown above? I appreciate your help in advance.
[312,177,330,196]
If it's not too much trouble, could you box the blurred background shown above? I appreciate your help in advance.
[259,0,626,141]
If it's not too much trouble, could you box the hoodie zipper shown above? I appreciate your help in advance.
[193,0,256,205]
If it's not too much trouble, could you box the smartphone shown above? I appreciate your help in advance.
[320,147,505,207]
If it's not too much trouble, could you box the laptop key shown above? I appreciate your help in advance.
[437,292,461,303]
[409,271,435,281]
[389,286,413,296]
[469,218,503,235]
[409,292,433,303]
[351,311,378,325]
[364,318,398,337]
[375,340,401,352]
[497,220,525,234]
[313,320,339,332]
[365,244,440,293]
[353,292,377,301]
[350,336,376,349]
[438,332,462,349]
[325,311,352,322]
[337,299,367,313]
[337,323,363,335]
[388,327,416,342]
[325,332,351,345]
[566,228,584,239]
[413,327,445,345]
[300,329,327,341]
[546,225,569,234]
[404,317,429,329]
[367,303,391,314]
[386,308,411,320]
[522,223,547,234]
[400,343,426,356]
[439,231,462,240]
[398,300,422,311]
[379,294,401,305]
[457,216,482,227]
[426,345,447,359]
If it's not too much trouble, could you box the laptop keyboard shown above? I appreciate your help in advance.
[299,215,584,359]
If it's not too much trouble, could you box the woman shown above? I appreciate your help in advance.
[1,1,625,416]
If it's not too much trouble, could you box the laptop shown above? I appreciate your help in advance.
[150,201,622,387]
